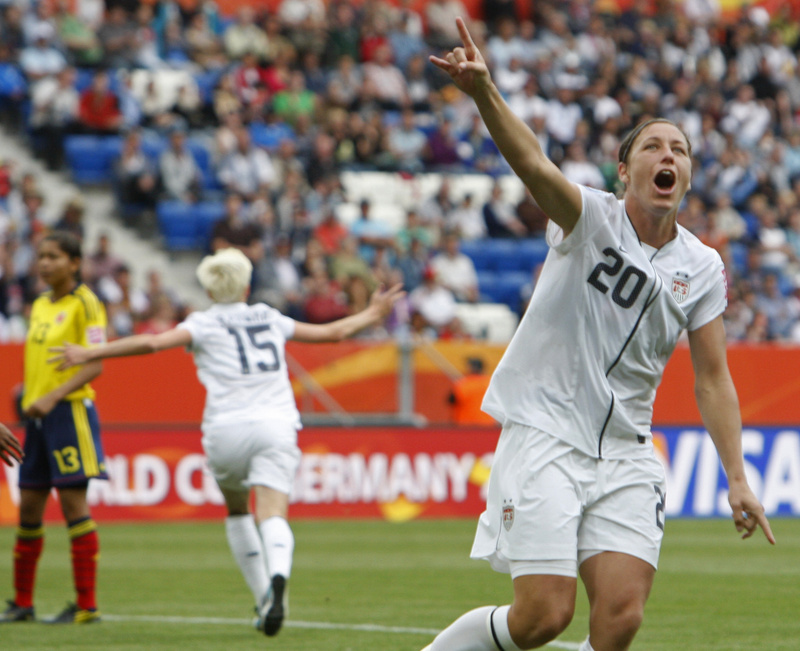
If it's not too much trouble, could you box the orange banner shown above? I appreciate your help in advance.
[2,342,800,427]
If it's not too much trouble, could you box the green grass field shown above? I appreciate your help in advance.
[0,517,796,650]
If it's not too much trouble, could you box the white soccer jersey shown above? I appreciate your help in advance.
[482,185,727,459]
[178,302,301,429]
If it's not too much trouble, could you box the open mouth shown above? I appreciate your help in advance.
[654,169,676,192]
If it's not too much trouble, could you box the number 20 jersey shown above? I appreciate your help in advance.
[178,302,301,429]
[481,185,727,460]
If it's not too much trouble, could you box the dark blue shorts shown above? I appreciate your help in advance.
[19,399,109,490]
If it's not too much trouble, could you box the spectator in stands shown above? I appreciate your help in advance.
[185,11,228,70]
[53,0,103,67]
[396,208,436,252]
[134,293,179,334]
[223,7,269,61]
[313,207,348,257]
[253,233,304,317]
[77,70,123,135]
[395,235,429,293]
[424,116,465,171]
[19,23,67,82]
[98,263,149,337]
[53,195,86,241]
[756,272,800,339]
[560,140,607,190]
[419,177,454,242]
[448,357,496,425]
[159,126,202,203]
[425,0,470,50]
[217,126,276,202]
[85,232,123,289]
[362,43,409,111]
[115,129,160,221]
[408,265,459,339]
[210,192,262,259]
[97,6,138,69]
[483,181,527,238]
[348,199,395,264]
[446,193,486,241]
[326,54,364,111]
[329,235,377,294]
[273,70,319,127]
[0,6,25,54]
[386,108,428,173]
[28,66,79,170]
[430,230,479,303]
[301,256,350,324]
[231,50,271,119]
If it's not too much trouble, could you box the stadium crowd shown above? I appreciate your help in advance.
[1,0,800,344]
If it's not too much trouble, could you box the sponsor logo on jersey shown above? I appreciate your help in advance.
[87,326,106,345]
[502,500,514,531]
[671,272,690,303]
[55,311,66,324]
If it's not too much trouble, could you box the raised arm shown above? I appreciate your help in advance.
[429,17,582,234]
[50,327,193,370]
[292,283,405,343]
[688,316,775,544]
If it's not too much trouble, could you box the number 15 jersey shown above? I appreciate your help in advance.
[178,302,300,429]
[482,185,727,460]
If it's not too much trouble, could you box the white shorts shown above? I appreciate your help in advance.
[471,422,666,577]
[201,419,301,495]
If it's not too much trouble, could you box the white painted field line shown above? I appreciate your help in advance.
[100,614,581,649]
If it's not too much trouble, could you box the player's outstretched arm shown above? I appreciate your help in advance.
[0,423,23,466]
[292,283,405,343]
[429,17,581,233]
[688,317,776,544]
[49,328,193,370]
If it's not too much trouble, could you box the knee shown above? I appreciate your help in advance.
[509,602,574,649]
[594,601,644,645]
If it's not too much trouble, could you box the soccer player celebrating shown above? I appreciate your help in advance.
[50,247,404,637]
[421,18,775,651]
[1,231,108,625]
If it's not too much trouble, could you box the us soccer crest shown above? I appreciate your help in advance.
[671,272,690,303]
[502,500,514,531]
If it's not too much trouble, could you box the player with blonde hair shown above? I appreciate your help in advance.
[51,247,404,637]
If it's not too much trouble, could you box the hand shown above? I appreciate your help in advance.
[24,395,58,420]
[728,479,775,544]
[0,423,23,466]
[429,17,492,99]
[48,342,90,371]
[369,283,406,319]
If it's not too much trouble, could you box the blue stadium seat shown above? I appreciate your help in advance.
[156,200,200,251]
[461,239,494,271]
[517,238,550,269]
[195,201,226,247]
[65,135,116,184]
[249,122,295,150]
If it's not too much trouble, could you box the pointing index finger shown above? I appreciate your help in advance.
[456,17,476,55]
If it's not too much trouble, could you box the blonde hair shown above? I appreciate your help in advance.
[196,248,252,303]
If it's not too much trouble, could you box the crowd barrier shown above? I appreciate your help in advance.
[2,342,800,427]
[2,425,798,524]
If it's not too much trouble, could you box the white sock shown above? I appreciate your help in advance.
[490,605,524,651]
[225,514,269,604]
[429,605,500,651]
[579,637,595,651]
[259,516,294,579]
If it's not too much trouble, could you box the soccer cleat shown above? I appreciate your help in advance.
[0,600,35,623]
[45,602,101,624]
[257,574,287,637]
